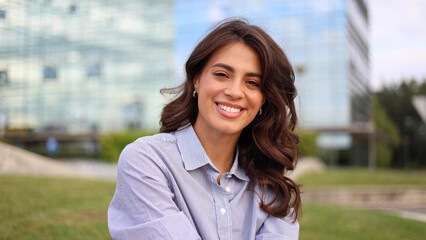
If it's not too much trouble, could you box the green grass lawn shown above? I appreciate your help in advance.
[0,175,116,240]
[300,203,426,240]
[1,174,425,239]
[297,168,426,187]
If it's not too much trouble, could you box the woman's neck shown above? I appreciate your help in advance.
[193,126,240,175]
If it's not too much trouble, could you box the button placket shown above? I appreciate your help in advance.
[214,185,231,239]
[220,174,232,195]
[210,169,232,240]
[220,208,226,215]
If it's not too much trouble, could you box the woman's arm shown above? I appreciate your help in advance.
[108,141,201,240]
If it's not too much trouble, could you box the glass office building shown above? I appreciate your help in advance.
[175,0,371,165]
[0,0,174,134]
[1,0,371,165]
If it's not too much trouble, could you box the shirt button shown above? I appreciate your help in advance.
[225,187,231,193]
[220,208,226,215]
[226,175,232,179]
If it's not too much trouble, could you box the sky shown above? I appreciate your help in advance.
[370,0,426,90]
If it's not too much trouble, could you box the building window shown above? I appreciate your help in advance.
[43,66,57,80]
[355,0,369,23]
[0,70,8,84]
[69,4,77,14]
[87,63,101,77]
[0,9,6,19]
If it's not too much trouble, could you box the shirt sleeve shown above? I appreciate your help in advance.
[108,141,201,240]
[255,210,299,240]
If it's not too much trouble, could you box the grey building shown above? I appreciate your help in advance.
[174,0,371,166]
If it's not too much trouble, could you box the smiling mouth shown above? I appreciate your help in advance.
[217,103,242,113]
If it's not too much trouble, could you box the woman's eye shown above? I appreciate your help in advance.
[214,72,228,78]
[247,80,260,87]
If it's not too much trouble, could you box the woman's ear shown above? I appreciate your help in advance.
[193,76,200,91]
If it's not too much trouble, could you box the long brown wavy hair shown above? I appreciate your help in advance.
[160,18,301,221]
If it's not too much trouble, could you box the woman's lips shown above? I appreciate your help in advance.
[215,102,244,119]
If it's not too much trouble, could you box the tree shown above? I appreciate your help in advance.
[375,79,426,168]
[372,98,399,167]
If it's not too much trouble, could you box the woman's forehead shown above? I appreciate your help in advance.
[204,42,262,74]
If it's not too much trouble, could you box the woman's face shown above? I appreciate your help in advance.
[193,42,264,139]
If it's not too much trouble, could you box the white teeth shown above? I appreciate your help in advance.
[218,104,242,113]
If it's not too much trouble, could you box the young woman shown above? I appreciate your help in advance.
[108,19,301,240]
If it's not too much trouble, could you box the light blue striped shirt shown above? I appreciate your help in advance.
[108,125,299,239]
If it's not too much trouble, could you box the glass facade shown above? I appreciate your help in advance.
[0,0,174,134]
[175,0,371,165]
[1,0,371,165]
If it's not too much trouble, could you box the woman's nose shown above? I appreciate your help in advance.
[224,79,244,98]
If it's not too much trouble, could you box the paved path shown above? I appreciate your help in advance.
[370,205,426,222]
[0,141,91,178]
[303,186,426,222]
[287,157,326,180]
[61,159,117,181]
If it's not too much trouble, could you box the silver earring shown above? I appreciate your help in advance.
[259,108,262,115]
[192,90,198,98]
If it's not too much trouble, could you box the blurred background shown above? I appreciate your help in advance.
[0,0,424,168]
[0,0,425,239]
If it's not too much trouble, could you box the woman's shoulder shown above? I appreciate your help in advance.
[123,132,177,154]
[115,133,182,188]
[119,132,179,163]
[135,132,177,145]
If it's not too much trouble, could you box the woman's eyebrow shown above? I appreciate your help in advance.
[246,72,263,79]
[212,63,262,79]
[212,63,234,72]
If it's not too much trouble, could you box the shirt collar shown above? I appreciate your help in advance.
[229,150,249,182]
[175,124,249,182]
[176,124,209,171]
